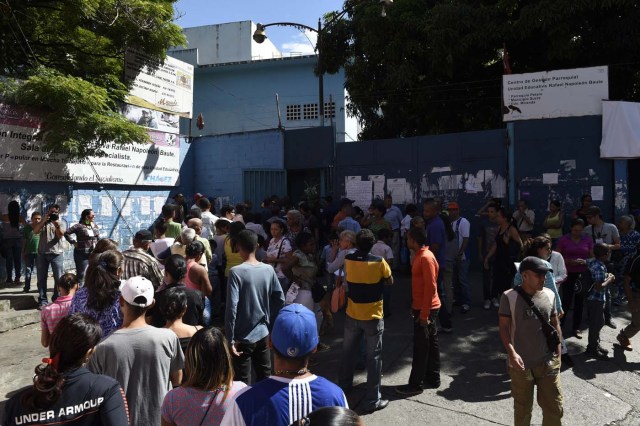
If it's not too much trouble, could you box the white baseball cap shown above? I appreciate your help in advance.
[121,276,154,308]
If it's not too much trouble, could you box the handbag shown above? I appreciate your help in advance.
[514,286,561,353]
[331,269,346,313]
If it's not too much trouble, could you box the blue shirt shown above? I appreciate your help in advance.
[513,258,563,314]
[384,205,403,230]
[337,216,362,233]
[225,263,285,344]
[587,258,608,302]
[222,375,348,426]
[426,215,447,267]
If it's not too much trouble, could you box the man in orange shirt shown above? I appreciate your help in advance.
[331,198,354,230]
[395,227,442,396]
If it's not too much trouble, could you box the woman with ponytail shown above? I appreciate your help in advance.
[3,313,129,425]
[68,250,124,339]
[161,287,202,354]
[151,254,204,328]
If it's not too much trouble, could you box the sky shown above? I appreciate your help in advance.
[173,0,345,55]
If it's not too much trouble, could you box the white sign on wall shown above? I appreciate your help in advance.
[502,66,609,122]
[125,51,194,118]
[0,111,181,186]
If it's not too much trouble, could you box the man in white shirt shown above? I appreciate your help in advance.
[384,195,403,270]
[197,197,219,239]
[447,202,471,314]
[514,199,535,241]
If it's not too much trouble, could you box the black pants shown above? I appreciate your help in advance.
[408,309,440,388]
[232,336,271,385]
[437,270,453,329]
[561,272,584,331]
[482,261,493,300]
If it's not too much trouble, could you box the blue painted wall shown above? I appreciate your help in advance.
[512,116,616,229]
[188,56,354,142]
[190,129,284,206]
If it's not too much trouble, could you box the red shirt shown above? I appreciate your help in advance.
[41,294,73,333]
[412,246,441,320]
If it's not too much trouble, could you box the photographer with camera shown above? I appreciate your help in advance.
[31,204,66,308]
[499,257,563,426]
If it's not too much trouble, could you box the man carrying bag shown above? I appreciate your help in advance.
[499,256,564,426]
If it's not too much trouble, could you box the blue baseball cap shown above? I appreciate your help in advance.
[271,304,319,358]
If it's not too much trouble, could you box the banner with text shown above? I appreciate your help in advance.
[125,51,194,118]
[0,107,180,186]
[123,104,180,135]
[502,66,608,121]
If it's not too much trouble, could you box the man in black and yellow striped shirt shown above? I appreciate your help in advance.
[339,229,393,413]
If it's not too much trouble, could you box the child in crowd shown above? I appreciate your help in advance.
[585,243,616,359]
[40,272,78,347]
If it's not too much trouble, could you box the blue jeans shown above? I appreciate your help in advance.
[453,258,471,306]
[73,250,91,285]
[37,253,63,304]
[23,253,37,291]
[339,316,384,407]
[3,238,22,282]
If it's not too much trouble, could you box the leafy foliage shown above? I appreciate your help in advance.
[322,0,640,140]
[0,0,185,158]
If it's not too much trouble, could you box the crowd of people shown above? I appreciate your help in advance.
[2,191,640,425]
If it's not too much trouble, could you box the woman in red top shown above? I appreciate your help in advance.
[556,218,594,339]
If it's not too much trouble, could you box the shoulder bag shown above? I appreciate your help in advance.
[514,286,561,353]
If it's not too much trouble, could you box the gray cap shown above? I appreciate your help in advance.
[519,256,553,274]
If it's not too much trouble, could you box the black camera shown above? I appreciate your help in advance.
[49,213,59,222]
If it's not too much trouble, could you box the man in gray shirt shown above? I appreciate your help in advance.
[31,204,66,307]
[499,257,563,426]
[226,230,284,384]
[89,276,184,426]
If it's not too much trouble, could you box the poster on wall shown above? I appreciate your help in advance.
[502,66,608,121]
[125,50,194,118]
[123,104,180,135]
[0,104,181,186]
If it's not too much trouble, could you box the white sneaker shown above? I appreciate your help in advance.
[483,299,491,310]
[492,298,500,308]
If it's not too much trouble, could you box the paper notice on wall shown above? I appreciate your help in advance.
[438,175,462,191]
[346,179,372,210]
[78,195,93,212]
[154,197,167,214]
[55,196,68,214]
[120,198,132,217]
[140,197,151,215]
[542,173,559,185]
[368,175,385,200]
[387,178,413,204]
[26,194,44,218]
[100,197,112,217]
[591,186,604,201]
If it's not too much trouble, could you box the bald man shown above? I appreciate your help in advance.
[188,218,212,265]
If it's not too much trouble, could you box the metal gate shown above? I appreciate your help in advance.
[242,169,287,210]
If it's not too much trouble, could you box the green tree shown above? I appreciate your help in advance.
[322,0,640,140]
[0,0,185,158]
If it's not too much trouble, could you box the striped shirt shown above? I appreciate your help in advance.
[221,375,347,426]
[587,258,608,302]
[344,251,392,321]
[122,247,164,289]
[41,295,74,334]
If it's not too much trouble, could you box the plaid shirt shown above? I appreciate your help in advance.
[65,223,100,253]
[41,295,74,333]
[587,258,608,302]
[122,247,164,289]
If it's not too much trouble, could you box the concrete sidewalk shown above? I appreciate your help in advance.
[1,271,640,425]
